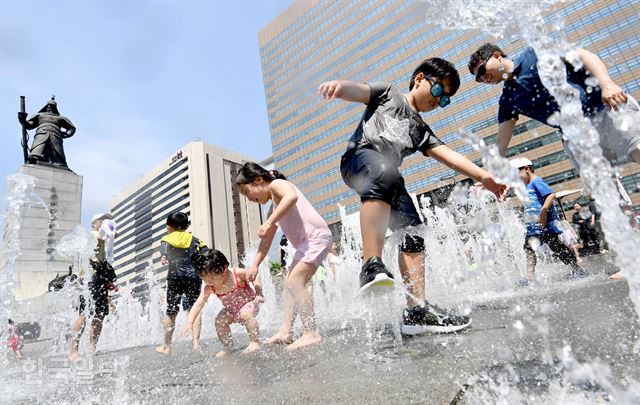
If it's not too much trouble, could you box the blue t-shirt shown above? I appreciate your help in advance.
[525,177,562,236]
[498,47,605,126]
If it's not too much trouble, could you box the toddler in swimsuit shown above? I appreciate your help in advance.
[180,247,264,357]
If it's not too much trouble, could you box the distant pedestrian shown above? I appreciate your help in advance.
[511,157,587,286]
[7,319,23,360]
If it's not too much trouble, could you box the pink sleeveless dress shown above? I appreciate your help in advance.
[273,185,333,265]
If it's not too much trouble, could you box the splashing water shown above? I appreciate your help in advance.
[457,128,530,203]
[422,0,639,333]
[0,174,52,363]
[417,0,640,400]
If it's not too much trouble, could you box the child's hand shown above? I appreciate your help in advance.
[160,256,168,266]
[254,295,265,305]
[481,176,509,201]
[600,80,627,110]
[247,266,259,283]
[257,221,274,239]
[179,323,193,337]
[318,81,344,99]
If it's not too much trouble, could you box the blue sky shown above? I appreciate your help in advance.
[0,0,291,227]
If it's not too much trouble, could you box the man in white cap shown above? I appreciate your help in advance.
[511,157,587,286]
[68,212,118,361]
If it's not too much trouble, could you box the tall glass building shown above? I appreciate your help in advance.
[258,0,640,228]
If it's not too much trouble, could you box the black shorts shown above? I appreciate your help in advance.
[166,276,202,315]
[341,148,422,230]
[523,232,577,266]
[78,281,110,318]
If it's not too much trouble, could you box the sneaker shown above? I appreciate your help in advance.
[401,302,471,335]
[516,277,532,287]
[359,256,394,291]
[569,266,588,279]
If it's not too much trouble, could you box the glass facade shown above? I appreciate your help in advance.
[259,0,640,225]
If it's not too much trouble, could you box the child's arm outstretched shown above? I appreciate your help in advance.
[180,286,211,337]
[247,220,278,282]
[318,80,371,103]
[427,145,508,199]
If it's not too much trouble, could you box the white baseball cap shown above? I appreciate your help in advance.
[509,157,533,169]
[91,213,113,223]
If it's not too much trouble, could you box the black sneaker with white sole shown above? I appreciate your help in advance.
[359,256,395,291]
[402,302,471,335]
[568,265,588,279]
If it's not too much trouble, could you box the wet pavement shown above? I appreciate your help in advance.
[3,254,639,404]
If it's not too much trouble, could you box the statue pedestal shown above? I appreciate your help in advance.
[6,164,83,300]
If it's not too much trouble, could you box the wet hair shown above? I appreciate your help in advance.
[235,162,287,186]
[468,43,508,74]
[166,212,190,231]
[190,246,229,275]
[409,58,460,95]
[8,319,14,325]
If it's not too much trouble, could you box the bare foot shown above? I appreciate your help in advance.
[609,271,623,280]
[215,349,232,358]
[192,341,201,351]
[286,331,322,351]
[155,345,171,355]
[264,331,293,345]
[68,351,80,362]
[242,342,260,354]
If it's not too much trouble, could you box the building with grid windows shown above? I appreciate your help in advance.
[109,141,262,294]
[258,0,640,230]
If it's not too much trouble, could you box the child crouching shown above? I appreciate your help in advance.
[180,247,264,357]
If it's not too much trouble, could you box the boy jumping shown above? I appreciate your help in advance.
[319,58,507,335]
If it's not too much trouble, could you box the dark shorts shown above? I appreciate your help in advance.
[341,148,422,231]
[78,281,110,318]
[166,276,202,315]
[523,232,577,266]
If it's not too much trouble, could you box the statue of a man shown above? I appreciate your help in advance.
[18,97,76,168]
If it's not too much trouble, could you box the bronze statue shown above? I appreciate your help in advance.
[18,96,76,168]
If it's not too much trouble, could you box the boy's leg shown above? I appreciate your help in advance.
[215,309,235,357]
[360,199,391,261]
[88,282,109,353]
[340,148,396,287]
[68,314,86,361]
[88,316,104,353]
[285,261,322,350]
[155,314,177,354]
[398,252,425,308]
[543,233,587,277]
[524,236,537,282]
[156,277,181,353]
[389,184,471,335]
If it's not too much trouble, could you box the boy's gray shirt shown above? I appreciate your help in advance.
[343,82,443,167]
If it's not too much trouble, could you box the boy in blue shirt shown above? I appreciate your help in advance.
[468,43,640,165]
[510,157,587,286]
[319,58,507,335]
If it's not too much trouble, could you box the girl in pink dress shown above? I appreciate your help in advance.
[180,248,263,357]
[235,162,333,351]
